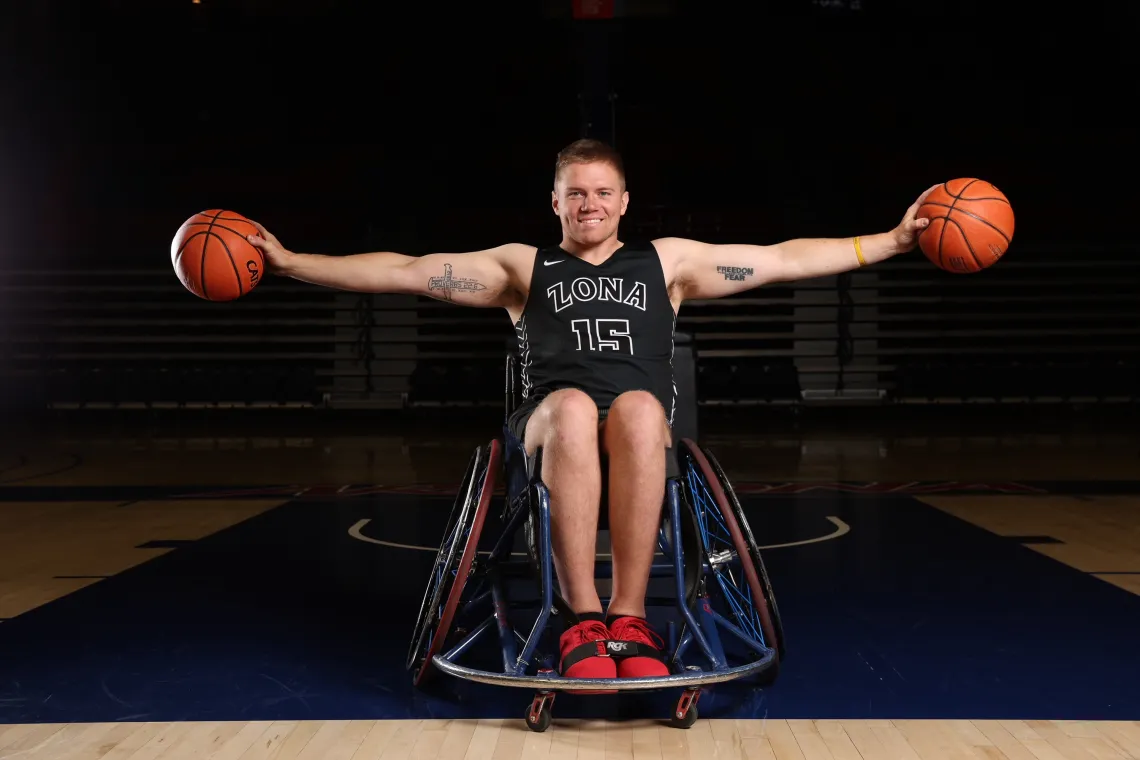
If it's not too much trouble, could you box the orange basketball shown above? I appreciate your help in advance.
[916,179,1015,273]
[171,210,265,301]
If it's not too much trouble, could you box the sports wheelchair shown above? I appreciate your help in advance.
[406,334,785,731]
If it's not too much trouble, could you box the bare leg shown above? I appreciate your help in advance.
[601,390,671,620]
[524,389,603,616]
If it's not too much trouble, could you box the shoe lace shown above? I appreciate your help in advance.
[611,617,664,649]
[575,620,610,644]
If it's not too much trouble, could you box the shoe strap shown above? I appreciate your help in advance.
[561,639,664,672]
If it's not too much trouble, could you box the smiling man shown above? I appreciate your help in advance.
[247,138,933,684]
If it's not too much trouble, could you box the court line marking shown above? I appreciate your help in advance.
[348,515,850,555]
[0,453,83,485]
[0,455,28,475]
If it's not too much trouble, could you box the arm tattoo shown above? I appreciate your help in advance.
[427,263,488,302]
[716,265,754,282]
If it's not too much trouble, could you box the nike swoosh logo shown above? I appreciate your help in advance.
[544,259,563,266]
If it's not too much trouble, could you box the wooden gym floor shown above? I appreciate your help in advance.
[1,407,1138,759]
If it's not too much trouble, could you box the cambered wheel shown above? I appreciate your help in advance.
[407,439,500,686]
[678,439,786,677]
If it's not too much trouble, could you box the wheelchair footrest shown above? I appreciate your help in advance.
[432,651,775,691]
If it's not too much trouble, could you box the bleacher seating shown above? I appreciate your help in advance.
[0,269,336,409]
[874,254,1140,403]
[2,223,1137,411]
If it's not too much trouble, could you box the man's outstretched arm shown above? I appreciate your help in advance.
[246,222,531,309]
[663,185,936,301]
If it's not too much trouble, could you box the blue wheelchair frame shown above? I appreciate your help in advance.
[430,436,777,684]
[412,338,782,728]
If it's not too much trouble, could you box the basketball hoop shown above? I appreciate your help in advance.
[572,0,615,19]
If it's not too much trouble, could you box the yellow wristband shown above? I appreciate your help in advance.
[853,236,867,267]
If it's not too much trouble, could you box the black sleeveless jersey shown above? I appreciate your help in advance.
[513,241,678,424]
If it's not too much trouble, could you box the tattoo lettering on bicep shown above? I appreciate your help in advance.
[427,263,488,302]
[716,265,754,282]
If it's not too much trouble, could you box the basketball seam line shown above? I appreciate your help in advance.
[942,195,1010,204]
[207,209,246,298]
[201,216,215,300]
[920,201,1012,246]
[216,231,245,298]
[939,179,981,271]
[940,182,1009,205]
[199,211,266,289]
[183,222,257,238]
[195,210,249,221]
[181,210,247,299]
[941,216,983,270]
[942,179,976,200]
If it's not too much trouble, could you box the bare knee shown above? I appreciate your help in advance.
[525,389,600,456]
[604,391,670,452]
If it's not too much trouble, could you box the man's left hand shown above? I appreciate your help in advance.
[889,184,940,254]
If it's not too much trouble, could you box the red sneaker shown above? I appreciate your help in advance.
[559,619,617,692]
[607,616,670,678]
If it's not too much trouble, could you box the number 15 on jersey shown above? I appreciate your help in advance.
[571,318,633,354]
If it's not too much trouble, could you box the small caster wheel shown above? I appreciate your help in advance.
[525,691,555,733]
[669,688,700,729]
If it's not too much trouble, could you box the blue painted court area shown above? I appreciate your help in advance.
[1,490,1138,723]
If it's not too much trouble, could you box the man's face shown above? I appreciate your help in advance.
[552,161,629,245]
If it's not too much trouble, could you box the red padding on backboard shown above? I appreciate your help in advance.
[573,0,615,19]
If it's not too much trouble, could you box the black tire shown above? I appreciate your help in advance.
[669,703,699,729]
[525,701,553,732]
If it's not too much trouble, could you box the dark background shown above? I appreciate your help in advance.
[4,1,1132,260]
[0,0,1136,417]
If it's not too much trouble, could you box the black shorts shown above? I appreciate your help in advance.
[506,391,679,479]
[507,393,608,443]
[506,396,537,444]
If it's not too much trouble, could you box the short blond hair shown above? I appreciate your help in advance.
[554,139,626,189]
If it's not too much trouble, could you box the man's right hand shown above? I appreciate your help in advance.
[245,222,294,275]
